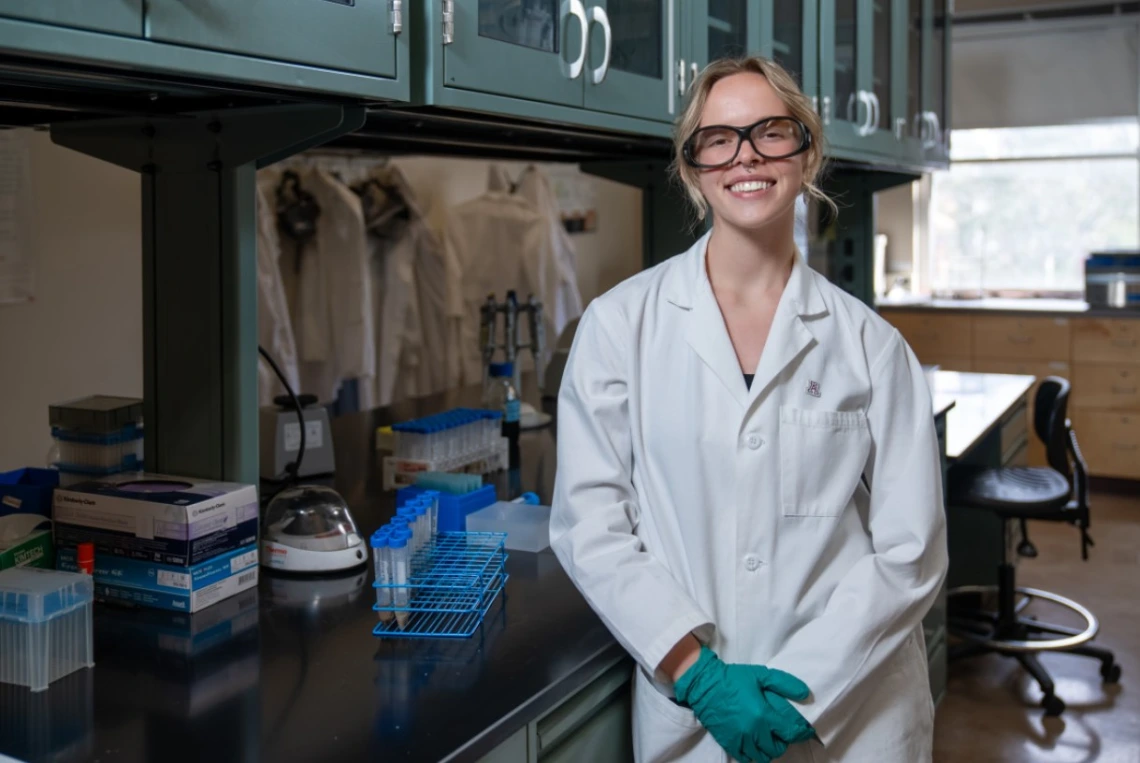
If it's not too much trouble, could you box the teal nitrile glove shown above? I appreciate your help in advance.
[674,646,815,763]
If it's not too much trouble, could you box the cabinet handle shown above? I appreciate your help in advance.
[895,117,906,140]
[929,112,943,147]
[812,95,819,114]
[677,59,687,94]
[691,61,699,86]
[560,0,589,80]
[587,5,612,85]
[822,95,831,125]
[855,91,874,137]
[866,91,881,135]
[1111,386,1138,395]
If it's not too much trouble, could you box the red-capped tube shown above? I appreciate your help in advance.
[77,543,95,575]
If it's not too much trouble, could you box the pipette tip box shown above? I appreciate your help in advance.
[0,567,94,692]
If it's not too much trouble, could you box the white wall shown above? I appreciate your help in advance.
[0,141,641,469]
[0,130,142,471]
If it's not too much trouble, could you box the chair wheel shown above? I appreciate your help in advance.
[1042,695,1066,716]
[1102,663,1122,684]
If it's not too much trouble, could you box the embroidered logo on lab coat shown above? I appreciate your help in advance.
[806,380,821,398]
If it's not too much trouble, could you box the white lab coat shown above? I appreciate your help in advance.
[255,179,301,406]
[357,166,455,407]
[275,167,376,405]
[445,191,555,386]
[551,232,948,763]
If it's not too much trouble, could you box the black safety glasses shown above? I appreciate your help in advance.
[682,116,811,169]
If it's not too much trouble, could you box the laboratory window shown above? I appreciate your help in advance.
[929,121,1140,297]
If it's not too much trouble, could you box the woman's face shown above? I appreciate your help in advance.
[694,72,806,235]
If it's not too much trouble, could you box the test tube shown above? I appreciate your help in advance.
[370,529,393,623]
[389,529,411,629]
[421,490,440,545]
[414,502,428,556]
[397,506,420,555]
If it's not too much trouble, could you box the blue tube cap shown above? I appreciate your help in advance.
[489,361,514,377]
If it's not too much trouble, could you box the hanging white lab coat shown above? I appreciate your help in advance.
[357,166,456,407]
[275,167,376,405]
[486,165,584,365]
[551,232,948,763]
[445,191,555,386]
[255,180,301,406]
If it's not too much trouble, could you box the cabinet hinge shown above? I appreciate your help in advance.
[442,0,455,45]
[391,0,403,34]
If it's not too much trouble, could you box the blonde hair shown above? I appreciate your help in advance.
[670,56,833,221]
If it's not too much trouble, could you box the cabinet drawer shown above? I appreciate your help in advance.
[1074,411,1140,479]
[885,311,971,359]
[1072,319,1140,365]
[973,316,1072,361]
[1073,365,1140,410]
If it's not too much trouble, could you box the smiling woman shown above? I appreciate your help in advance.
[551,55,948,763]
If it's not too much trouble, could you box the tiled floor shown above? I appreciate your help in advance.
[934,490,1140,763]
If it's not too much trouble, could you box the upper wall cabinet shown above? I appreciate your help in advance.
[443,0,584,107]
[583,0,675,121]
[688,1,760,78]
[767,0,818,100]
[145,0,401,78]
[0,0,142,36]
[443,0,674,122]
[902,0,951,166]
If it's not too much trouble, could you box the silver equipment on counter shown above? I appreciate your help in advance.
[480,291,546,396]
[259,395,336,481]
[1085,251,1140,310]
[260,485,368,574]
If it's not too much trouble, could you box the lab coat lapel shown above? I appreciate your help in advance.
[747,252,827,403]
[668,234,749,408]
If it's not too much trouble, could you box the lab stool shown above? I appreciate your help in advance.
[946,377,1121,717]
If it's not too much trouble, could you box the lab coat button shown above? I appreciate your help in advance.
[746,435,762,450]
[744,554,762,571]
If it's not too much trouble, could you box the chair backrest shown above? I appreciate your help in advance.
[1034,377,1073,477]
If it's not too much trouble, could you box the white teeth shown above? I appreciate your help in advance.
[729,180,772,192]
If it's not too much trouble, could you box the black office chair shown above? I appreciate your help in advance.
[946,377,1121,717]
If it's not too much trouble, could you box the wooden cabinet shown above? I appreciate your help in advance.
[1071,318,1140,480]
[1073,410,1140,480]
[973,316,1072,362]
[0,0,143,36]
[887,310,971,358]
[881,309,1140,480]
[1072,318,1140,365]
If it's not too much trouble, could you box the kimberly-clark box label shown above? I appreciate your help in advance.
[52,473,258,566]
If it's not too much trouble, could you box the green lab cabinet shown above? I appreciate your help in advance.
[145,0,402,79]
[439,0,676,124]
[899,0,951,167]
[475,655,635,763]
[0,0,143,36]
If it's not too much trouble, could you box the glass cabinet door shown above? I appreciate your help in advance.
[907,0,924,143]
[768,0,817,97]
[819,0,867,152]
[443,0,585,107]
[928,0,950,161]
[688,0,760,99]
[584,0,673,122]
[872,0,893,135]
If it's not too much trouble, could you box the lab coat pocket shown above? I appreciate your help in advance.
[779,406,871,517]
[631,666,714,763]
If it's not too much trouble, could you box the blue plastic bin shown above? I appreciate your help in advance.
[396,484,496,533]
